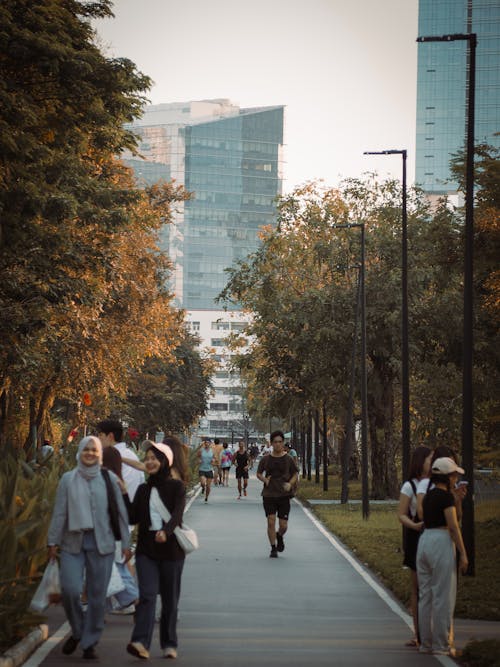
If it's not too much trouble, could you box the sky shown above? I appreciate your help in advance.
[93,0,419,193]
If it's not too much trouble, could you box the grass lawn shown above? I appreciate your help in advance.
[296,476,500,621]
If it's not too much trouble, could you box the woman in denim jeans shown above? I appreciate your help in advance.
[47,436,131,660]
[124,442,186,660]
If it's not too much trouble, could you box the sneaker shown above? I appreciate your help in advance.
[276,532,285,552]
[82,646,98,660]
[270,546,278,558]
[62,636,79,655]
[111,603,136,615]
[163,647,178,659]
[204,496,208,502]
[127,642,150,660]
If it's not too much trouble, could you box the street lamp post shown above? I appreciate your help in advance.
[416,32,476,575]
[364,149,409,480]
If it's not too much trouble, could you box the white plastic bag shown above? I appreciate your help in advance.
[30,560,61,612]
[106,561,125,597]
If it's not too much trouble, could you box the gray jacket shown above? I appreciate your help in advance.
[47,469,130,555]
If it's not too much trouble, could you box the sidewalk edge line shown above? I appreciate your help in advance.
[295,499,413,628]
[11,622,68,667]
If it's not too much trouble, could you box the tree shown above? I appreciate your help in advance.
[450,141,500,464]
[0,1,192,451]
[221,180,417,498]
[123,325,215,436]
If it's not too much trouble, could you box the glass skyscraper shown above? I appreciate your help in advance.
[124,100,284,309]
[416,0,500,194]
[123,100,284,443]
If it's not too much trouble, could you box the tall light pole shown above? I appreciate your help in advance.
[416,32,476,575]
[364,149,409,479]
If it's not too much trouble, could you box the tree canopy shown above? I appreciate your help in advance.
[220,167,499,497]
[0,0,211,449]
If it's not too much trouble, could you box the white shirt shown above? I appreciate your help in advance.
[400,478,419,518]
[416,477,434,496]
[114,442,144,501]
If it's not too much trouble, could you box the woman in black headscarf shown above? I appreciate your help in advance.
[124,442,186,661]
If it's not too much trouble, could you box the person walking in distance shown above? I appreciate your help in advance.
[233,441,250,499]
[220,443,233,487]
[197,440,214,502]
[256,430,298,558]
[212,438,223,486]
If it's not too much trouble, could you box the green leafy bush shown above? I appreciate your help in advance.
[0,447,64,651]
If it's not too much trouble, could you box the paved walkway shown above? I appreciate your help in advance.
[23,475,499,667]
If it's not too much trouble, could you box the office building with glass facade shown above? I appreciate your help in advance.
[124,100,284,309]
[416,0,500,194]
[123,100,284,442]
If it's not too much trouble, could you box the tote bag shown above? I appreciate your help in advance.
[150,488,199,554]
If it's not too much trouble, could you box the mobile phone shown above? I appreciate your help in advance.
[455,480,468,488]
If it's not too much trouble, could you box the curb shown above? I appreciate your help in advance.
[0,624,48,667]
[0,487,202,667]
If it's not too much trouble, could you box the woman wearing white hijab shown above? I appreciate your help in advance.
[47,436,131,660]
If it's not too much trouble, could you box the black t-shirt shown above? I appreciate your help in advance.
[234,451,249,470]
[125,479,186,561]
[422,487,455,529]
[257,453,296,498]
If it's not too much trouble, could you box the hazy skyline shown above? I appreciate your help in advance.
[94,0,419,192]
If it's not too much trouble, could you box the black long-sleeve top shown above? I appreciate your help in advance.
[124,479,186,561]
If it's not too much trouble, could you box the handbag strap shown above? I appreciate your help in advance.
[150,487,172,523]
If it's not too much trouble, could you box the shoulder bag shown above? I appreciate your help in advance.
[150,487,199,554]
[101,467,121,540]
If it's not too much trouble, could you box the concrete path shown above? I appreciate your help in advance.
[23,475,496,667]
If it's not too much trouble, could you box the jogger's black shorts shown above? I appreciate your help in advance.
[263,497,290,520]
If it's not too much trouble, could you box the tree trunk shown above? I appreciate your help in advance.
[23,385,55,457]
[369,357,397,499]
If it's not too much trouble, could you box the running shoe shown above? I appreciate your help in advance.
[270,546,278,558]
[276,532,285,552]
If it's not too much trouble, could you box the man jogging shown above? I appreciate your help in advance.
[233,441,250,499]
[256,430,298,558]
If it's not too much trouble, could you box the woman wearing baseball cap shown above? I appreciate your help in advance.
[416,457,469,656]
[124,442,186,660]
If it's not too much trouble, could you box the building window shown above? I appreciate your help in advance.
[210,403,228,411]
[190,321,200,331]
[211,338,226,347]
[212,321,230,330]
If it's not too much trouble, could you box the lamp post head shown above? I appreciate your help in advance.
[417,33,477,45]
[364,149,406,156]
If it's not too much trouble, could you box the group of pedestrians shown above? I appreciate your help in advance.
[196,438,251,500]
[196,431,299,558]
[398,444,468,657]
[46,420,190,661]
[44,420,307,661]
